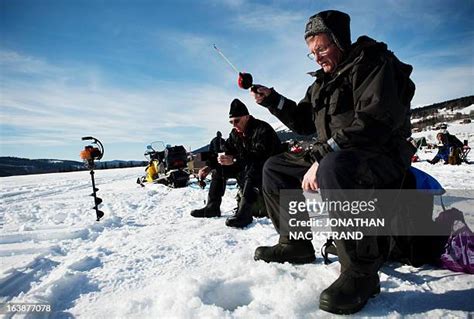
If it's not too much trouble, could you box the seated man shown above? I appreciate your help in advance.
[428,133,450,164]
[428,132,463,164]
[250,10,416,314]
[191,98,282,228]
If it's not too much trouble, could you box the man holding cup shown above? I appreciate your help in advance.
[191,98,282,228]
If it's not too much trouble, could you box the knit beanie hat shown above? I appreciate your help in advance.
[229,99,249,118]
[304,10,351,51]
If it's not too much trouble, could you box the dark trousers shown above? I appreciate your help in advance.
[208,163,262,204]
[262,152,312,242]
[431,146,450,164]
[263,150,404,275]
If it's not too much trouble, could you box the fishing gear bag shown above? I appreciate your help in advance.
[437,208,474,274]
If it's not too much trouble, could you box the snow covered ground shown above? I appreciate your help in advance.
[1,124,474,318]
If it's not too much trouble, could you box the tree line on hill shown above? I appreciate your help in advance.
[411,95,474,130]
[0,157,147,177]
[3,96,472,177]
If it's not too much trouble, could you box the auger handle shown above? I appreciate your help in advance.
[81,136,104,160]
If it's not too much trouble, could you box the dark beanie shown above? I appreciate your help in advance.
[229,98,249,118]
[304,10,351,51]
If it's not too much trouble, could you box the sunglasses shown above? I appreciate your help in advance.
[229,118,241,125]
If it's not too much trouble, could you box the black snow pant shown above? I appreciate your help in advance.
[262,152,312,243]
[208,163,263,205]
[262,150,404,275]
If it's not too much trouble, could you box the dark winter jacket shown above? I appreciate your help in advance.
[223,116,282,183]
[209,136,226,154]
[205,136,226,167]
[260,36,416,169]
[445,133,463,149]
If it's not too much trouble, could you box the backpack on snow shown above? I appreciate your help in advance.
[436,208,474,274]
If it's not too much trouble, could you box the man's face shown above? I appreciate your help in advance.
[229,115,249,133]
[437,133,445,143]
[306,33,343,73]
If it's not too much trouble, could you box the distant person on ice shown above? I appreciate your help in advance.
[191,99,281,228]
[207,131,226,166]
[250,10,416,314]
[428,132,464,164]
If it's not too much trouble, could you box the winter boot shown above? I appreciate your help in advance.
[225,197,253,228]
[319,270,380,315]
[190,197,221,218]
[236,190,268,218]
[191,175,225,218]
[254,240,316,264]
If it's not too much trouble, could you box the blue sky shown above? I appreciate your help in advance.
[1,0,473,160]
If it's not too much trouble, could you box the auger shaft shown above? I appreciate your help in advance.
[89,170,104,221]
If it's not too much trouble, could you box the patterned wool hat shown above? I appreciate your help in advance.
[304,10,351,51]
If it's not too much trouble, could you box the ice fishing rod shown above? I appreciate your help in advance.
[213,44,259,92]
[80,136,105,221]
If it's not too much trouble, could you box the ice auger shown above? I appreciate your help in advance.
[80,136,105,221]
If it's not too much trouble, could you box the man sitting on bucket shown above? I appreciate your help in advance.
[250,10,416,315]
[191,98,282,228]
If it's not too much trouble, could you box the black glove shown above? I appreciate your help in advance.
[305,142,333,163]
[258,88,282,108]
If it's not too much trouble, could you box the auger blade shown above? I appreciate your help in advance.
[96,210,105,221]
[95,197,103,205]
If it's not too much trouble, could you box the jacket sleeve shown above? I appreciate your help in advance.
[205,138,217,167]
[259,86,316,136]
[223,135,238,157]
[250,125,280,161]
[308,55,412,163]
[243,124,280,182]
[207,136,236,168]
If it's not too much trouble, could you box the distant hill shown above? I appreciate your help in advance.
[276,130,316,143]
[411,95,474,130]
[192,144,210,154]
[5,97,472,177]
[192,96,473,154]
[0,157,146,177]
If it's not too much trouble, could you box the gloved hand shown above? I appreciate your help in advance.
[250,85,272,105]
[305,142,333,163]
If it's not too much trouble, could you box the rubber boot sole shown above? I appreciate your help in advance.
[225,218,252,228]
[319,283,381,315]
[254,253,316,265]
[190,211,221,218]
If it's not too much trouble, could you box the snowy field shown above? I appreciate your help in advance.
[1,124,474,318]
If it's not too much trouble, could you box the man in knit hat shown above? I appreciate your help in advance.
[191,98,281,228]
[250,10,416,314]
